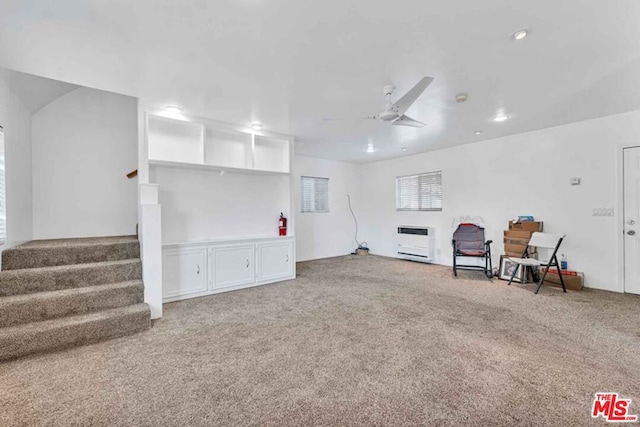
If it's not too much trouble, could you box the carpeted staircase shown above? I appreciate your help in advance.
[0,236,150,361]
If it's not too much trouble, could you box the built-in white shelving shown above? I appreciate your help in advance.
[147,115,205,165]
[141,107,296,303]
[148,159,290,176]
[146,113,290,175]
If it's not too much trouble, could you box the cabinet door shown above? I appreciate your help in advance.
[256,241,293,282]
[212,245,255,289]
[162,247,208,299]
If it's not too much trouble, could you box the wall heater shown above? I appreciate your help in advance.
[397,226,435,263]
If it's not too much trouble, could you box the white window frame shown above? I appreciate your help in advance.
[301,176,329,213]
[396,171,442,212]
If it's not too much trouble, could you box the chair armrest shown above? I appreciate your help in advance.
[485,240,493,246]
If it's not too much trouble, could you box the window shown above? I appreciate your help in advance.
[396,171,442,211]
[301,176,329,213]
[0,126,5,243]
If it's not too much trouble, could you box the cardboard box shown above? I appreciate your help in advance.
[541,271,584,291]
[545,268,578,276]
[504,230,533,239]
[509,221,543,232]
[504,244,536,255]
[503,237,531,246]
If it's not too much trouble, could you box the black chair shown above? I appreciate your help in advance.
[452,224,493,278]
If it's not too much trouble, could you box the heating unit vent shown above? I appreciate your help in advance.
[397,226,435,262]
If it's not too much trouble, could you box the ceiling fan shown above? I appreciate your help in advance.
[324,76,434,128]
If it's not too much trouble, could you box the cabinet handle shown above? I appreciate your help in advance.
[246,259,249,268]
[197,265,200,275]
[285,254,289,263]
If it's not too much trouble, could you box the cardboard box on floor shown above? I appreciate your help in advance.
[541,270,584,291]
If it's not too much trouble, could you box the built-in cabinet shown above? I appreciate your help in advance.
[256,241,294,282]
[212,244,255,288]
[162,237,295,302]
[162,246,208,299]
[143,107,296,305]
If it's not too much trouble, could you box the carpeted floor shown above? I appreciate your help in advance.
[1,255,639,426]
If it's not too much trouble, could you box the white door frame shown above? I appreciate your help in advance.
[619,145,640,293]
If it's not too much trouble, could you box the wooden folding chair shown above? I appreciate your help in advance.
[507,232,566,294]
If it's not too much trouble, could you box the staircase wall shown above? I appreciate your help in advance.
[0,72,33,251]
[31,87,138,239]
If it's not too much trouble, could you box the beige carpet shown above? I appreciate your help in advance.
[1,255,639,426]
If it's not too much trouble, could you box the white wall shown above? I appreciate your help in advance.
[294,155,362,262]
[359,110,640,292]
[0,74,33,249]
[31,87,138,239]
[150,166,290,244]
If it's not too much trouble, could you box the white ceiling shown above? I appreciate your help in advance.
[1,0,639,163]
[0,68,78,113]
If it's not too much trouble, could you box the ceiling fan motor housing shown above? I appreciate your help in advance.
[379,110,400,121]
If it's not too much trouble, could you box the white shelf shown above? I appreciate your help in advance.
[146,113,291,175]
[147,115,205,164]
[254,135,290,173]
[149,159,290,176]
[204,128,252,169]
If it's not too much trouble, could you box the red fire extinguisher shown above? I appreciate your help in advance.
[279,213,287,236]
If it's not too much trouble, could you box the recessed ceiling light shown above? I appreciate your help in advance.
[165,105,183,113]
[455,93,468,103]
[474,130,483,135]
[493,114,509,122]
[251,121,263,130]
[513,30,528,40]
[402,147,407,151]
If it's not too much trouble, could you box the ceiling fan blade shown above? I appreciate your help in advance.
[392,115,426,128]
[392,76,434,116]
[323,115,378,121]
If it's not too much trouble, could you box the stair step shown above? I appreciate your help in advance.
[1,236,139,271]
[0,281,144,328]
[0,304,150,361]
[0,259,142,297]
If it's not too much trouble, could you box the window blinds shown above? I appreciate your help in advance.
[396,171,442,211]
[301,176,329,213]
